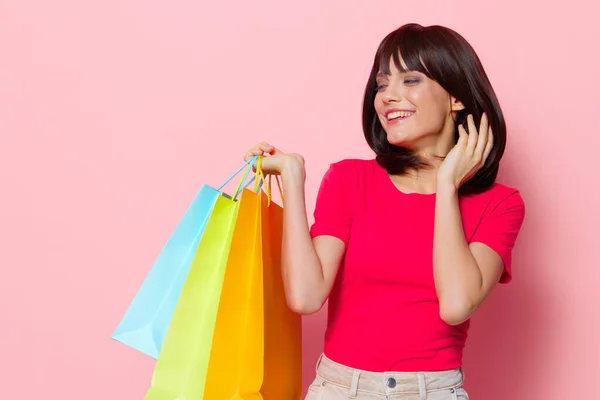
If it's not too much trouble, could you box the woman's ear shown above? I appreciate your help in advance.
[450,96,465,112]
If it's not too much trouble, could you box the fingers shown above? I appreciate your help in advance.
[473,113,489,162]
[457,123,469,148]
[244,142,275,162]
[483,126,494,161]
[466,114,479,154]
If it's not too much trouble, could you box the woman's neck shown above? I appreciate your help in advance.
[389,166,440,195]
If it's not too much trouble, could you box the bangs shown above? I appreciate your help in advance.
[376,26,435,79]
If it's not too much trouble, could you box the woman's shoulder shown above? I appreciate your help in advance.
[323,158,380,186]
[328,158,379,174]
[466,182,525,212]
[482,182,522,199]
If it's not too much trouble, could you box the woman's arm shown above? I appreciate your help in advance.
[280,159,345,315]
[243,142,346,316]
[434,113,524,325]
[433,183,504,325]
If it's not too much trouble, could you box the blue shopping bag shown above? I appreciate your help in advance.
[112,156,260,359]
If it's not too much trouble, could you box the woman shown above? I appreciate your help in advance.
[244,23,525,399]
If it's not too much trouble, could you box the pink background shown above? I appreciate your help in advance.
[1,0,598,398]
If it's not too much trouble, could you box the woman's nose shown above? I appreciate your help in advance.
[383,85,402,103]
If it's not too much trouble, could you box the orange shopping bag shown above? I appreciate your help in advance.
[261,175,303,399]
[202,162,303,400]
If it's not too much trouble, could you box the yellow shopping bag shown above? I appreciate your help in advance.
[202,186,264,400]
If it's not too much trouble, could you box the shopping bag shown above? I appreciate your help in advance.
[202,185,264,400]
[260,176,302,399]
[202,171,301,399]
[111,156,258,359]
[143,161,263,400]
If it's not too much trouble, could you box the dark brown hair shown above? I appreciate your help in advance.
[362,23,506,194]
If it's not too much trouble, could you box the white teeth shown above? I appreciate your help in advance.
[387,111,413,120]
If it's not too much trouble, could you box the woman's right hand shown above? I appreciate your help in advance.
[244,142,305,177]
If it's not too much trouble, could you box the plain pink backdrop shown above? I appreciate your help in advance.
[1,0,598,398]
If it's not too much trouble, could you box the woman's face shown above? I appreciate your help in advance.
[374,57,464,150]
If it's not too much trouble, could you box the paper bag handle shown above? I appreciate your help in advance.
[216,156,258,201]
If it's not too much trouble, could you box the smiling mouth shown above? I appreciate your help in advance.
[386,110,414,123]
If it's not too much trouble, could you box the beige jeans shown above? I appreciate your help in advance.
[305,354,469,400]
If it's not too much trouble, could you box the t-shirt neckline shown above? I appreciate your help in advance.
[374,160,437,198]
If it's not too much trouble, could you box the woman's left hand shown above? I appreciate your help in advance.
[437,112,494,190]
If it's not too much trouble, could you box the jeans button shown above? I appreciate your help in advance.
[386,377,397,388]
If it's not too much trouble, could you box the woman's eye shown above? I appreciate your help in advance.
[376,83,387,91]
[404,79,420,85]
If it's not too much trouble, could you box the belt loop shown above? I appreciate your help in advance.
[348,370,360,398]
[315,353,324,374]
[417,373,426,400]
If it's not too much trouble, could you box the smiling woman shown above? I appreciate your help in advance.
[243,23,525,400]
[363,23,506,194]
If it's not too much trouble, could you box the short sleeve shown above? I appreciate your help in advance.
[309,163,352,246]
[469,190,526,284]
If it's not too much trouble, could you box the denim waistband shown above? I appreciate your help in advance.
[315,353,465,398]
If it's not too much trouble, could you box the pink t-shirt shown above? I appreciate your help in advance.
[309,158,525,372]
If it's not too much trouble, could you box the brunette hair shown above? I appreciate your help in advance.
[362,23,506,194]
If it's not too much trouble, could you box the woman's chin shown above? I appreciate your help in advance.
[386,132,413,147]
[386,129,440,150]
